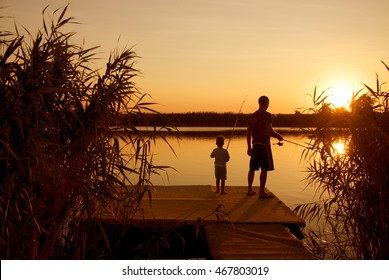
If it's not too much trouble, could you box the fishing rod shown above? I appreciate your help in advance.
[273,138,311,149]
[274,138,327,153]
[226,95,247,150]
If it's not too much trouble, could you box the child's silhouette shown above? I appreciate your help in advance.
[210,135,230,194]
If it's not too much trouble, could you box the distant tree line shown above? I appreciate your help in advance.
[117,111,352,128]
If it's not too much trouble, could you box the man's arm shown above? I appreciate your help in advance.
[265,122,283,141]
[247,125,253,156]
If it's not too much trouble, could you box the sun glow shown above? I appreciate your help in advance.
[332,139,346,155]
[327,84,354,110]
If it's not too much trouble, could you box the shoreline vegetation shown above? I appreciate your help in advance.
[1,6,167,259]
[118,111,352,129]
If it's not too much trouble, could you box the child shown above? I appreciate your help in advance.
[210,135,230,194]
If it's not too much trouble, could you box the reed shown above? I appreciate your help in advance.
[295,61,389,259]
[0,6,174,259]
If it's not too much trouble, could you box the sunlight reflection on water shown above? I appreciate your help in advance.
[332,139,346,155]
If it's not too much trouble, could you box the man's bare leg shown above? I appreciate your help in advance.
[247,170,256,195]
[259,170,273,198]
[259,170,267,194]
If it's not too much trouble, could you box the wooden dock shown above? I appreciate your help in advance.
[130,185,315,259]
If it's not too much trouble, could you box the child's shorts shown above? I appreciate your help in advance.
[215,166,227,180]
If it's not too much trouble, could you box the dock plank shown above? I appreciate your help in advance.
[133,185,305,226]
[205,223,315,260]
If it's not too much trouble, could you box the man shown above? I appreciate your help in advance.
[247,96,283,198]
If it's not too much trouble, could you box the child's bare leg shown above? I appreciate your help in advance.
[216,178,220,193]
[221,179,227,194]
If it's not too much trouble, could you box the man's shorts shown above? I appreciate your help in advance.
[249,143,274,171]
[215,166,227,180]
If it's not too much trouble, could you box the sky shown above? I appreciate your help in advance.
[1,0,389,114]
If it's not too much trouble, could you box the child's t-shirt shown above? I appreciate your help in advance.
[210,147,230,168]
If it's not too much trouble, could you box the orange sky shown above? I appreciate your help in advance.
[2,0,389,113]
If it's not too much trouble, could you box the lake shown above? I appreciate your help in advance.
[148,128,319,209]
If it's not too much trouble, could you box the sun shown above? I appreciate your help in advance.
[327,84,353,110]
[332,139,346,155]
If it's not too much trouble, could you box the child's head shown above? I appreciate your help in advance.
[216,135,225,147]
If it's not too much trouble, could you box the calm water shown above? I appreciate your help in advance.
[148,130,319,208]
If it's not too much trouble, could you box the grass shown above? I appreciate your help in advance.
[294,61,389,259]
[0,5,176,259]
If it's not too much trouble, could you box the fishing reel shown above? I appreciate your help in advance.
[274,141,284,146]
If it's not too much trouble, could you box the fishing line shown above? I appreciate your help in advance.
[274,138,319,150]
[226,95,247,150]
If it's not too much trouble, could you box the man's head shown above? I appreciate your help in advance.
[258,96,269,110]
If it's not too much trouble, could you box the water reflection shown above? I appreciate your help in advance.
[331,139,347,155]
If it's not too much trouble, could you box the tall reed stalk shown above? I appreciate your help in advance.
[0,6,173,259]
[295,61,389,259]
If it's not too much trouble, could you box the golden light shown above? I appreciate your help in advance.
[332,139,346,155]
[327,84,353,110]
